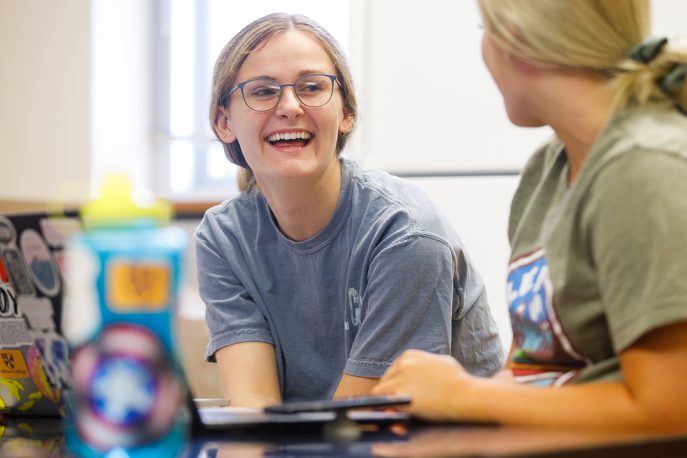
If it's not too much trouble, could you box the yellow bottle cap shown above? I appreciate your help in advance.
[81,174,172,229]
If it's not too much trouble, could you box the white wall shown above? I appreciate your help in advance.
[0,0,153,203]
[0,0,91,202]
[348,0,550,172]
[91,0,154,197]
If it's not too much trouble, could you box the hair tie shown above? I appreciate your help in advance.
[627,36,668,64]
[659,63,687,94]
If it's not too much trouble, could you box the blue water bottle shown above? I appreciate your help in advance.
[63,175,188,457]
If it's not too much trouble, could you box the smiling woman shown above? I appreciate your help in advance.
[194,12,504,407]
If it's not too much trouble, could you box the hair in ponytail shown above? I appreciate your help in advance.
[477,0,687,113]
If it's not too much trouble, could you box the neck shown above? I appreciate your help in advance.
[540,73,615,184]
[258,159,342,242]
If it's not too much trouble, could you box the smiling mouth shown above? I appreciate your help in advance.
[266,131,313,148]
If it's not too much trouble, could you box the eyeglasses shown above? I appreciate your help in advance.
[225,73,341,112]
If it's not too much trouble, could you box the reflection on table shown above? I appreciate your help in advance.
[2,416,687,458]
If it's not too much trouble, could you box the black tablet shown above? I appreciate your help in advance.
[264,395,411,414]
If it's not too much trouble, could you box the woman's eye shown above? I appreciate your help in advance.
[299,82,324,93]
[251,86,280,98]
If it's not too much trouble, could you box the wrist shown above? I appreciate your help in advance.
[452,374,501,424]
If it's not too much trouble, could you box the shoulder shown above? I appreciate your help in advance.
[508,136,564,233]
[516,135,565,193]
[590,104,687,171]
[343,159,451,235]
[587,147,687,213]
[583,104,687,205]
[194,190,262,244]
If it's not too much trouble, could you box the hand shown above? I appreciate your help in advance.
[372,349,477,422]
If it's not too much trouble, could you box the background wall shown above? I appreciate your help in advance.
[0,0,91,202]
[0,0,153,203]
[348,0,549,173]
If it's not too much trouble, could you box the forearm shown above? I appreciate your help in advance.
[333,374,379,398]
[375,325,687,433]
[225,390,281,408]
[465,377,680,433]
[216,342,281,408]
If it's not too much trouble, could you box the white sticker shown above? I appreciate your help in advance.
[0,318,32,346]
[39,217,82,248]
[0,216,16,246]
[20,229,61,297]
[17,295,55,330]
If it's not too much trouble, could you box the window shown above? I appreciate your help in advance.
[155,0,351,201]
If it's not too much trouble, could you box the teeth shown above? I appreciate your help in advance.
[267,131,312,142]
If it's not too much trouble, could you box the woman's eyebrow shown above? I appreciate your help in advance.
[297,68,333,76]
[241,68,335,82]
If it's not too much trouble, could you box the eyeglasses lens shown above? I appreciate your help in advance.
[242,75,334,111]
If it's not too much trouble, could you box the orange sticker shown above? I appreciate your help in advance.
[0,350,29,378]
[107,260,170,310]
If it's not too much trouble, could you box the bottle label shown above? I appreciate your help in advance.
[107,260,170,310]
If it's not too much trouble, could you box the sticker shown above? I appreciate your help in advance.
[0,217,15,246]
[1,248,35,296]
[27,345,60,404]
[107,260,170,310]
[72,324,183,449]
[17,296,54,330]
[0,350,29,378]
[91,356,157,425]
[0,378,26,409]
[30,331,70,391]
[39,217,81,248]
[20,229,60,297]
[0,283,18,318]
[0,318,31,347]
[17,391,43,412]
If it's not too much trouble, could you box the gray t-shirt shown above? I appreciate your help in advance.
[196,159,503,401]
[506,103,687,386]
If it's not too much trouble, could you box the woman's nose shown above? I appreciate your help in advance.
[274,86,304,118]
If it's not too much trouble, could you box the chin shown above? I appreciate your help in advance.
[506,110,546,128]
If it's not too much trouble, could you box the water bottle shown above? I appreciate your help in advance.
[63,175,188,457]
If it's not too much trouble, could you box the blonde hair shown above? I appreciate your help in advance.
[477,0,687,112]
[209,13,358,192]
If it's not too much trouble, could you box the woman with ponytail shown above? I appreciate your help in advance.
[375,0,687,432]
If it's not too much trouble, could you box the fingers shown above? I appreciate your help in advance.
[372,374,400,396]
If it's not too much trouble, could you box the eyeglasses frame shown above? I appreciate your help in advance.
[224,73,342,112]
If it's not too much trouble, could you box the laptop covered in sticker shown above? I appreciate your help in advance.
[0,211,81,417]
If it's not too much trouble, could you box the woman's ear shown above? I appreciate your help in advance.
[510,53,543,78]
[215,107,237,143]
[339,115,355,134]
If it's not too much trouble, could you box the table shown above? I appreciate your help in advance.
[2,416,686,457]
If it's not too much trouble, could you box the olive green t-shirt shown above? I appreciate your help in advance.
[506,103,687,386]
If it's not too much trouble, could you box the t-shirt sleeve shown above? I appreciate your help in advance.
[344,233,455,377]
[586,150,687,352]
[195,219,273,362]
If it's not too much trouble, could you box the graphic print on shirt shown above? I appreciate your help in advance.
[344,287,362,331]
[507,249,590,386]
